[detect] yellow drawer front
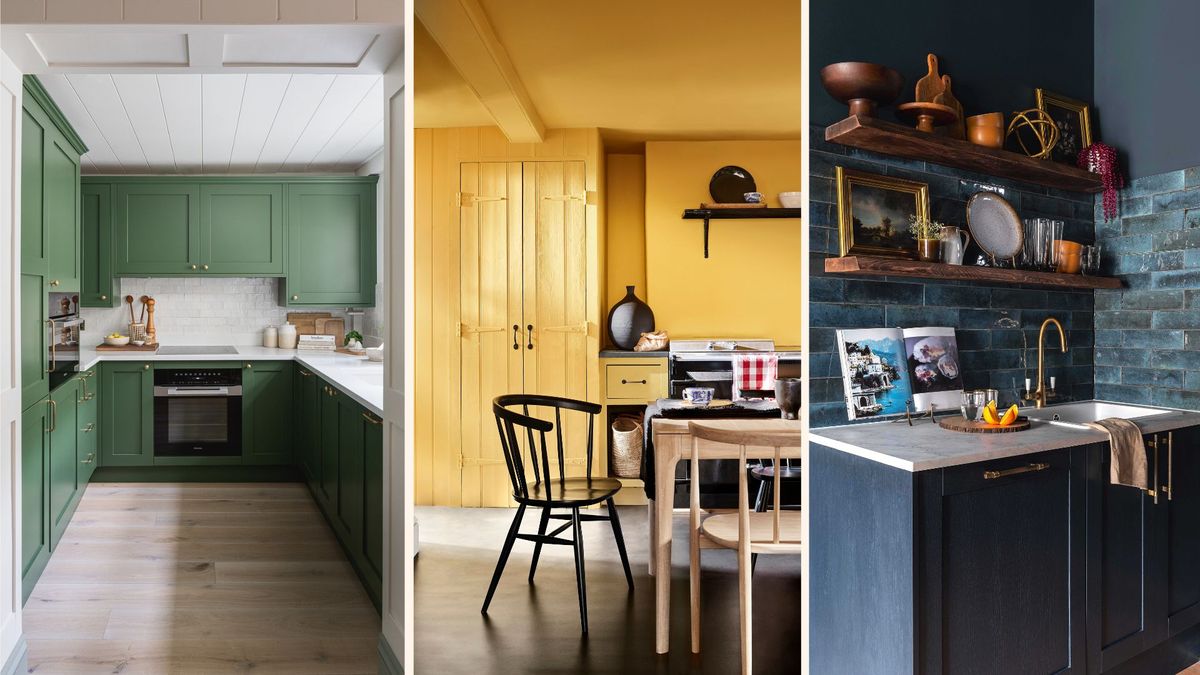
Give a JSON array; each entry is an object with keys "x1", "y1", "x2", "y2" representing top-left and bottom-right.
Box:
[{"x1": 605, "y1": 364, "x2": 664, "y2": 401}]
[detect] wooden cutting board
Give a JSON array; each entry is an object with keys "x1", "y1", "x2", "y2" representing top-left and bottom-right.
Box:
[
  {"x1": 95, "y1": 343, "x2": 159, "y2": 352},
  {"x1": 287, "y1": 312, "x2": 332, "y2": 336},
  {"x1": 939, "y1": 416, "x2": 1031, "y2": 433},
  {"x1": 316, "y1": 317, "x2": 345, "y2": 341}
]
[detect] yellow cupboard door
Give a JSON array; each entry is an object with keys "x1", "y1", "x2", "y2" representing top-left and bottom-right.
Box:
[
  {"x1": 522, "y1": 161, "x2": 591, "y2": 479},
  {"x1": 459, "y1": 162, "x2": 524, "y2": 507}
]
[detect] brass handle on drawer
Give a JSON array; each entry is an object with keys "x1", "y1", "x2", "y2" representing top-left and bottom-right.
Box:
[
  {"x1": 1148, "y1": 434, "x2": 1160, "y2": 504},
  {"x1": 202, "y1": 264, "x2": 209, "y2": 270},
  {"x1": 81, "y1": 453, "x2": 95, "y2": 465},
  {"x1": 190, "y1": 265, "x2": 198, "y2": 270},
  {"x1": 47, "y1": 399, "x2": 56, "y2": 433},
  {"x1": 362, "y1": 412, "x2": 381, "y2": 425},
  {"x1": 100, "y1": 294, "x2": 108, "y2": 301},
  {"x1": 292, "y1": 295, "x2": 299, "y2": 301},
  {"x1": 245, "y1": 363, "x2": 252, "y2": 369},
  {"x1": 621, "y1": 379, "x2": 648, "y2": 385},
  {"x1": 983, "y1": 462, "x2": 1050, "y2": 480},
  {"x1": 299, "y1": 370, "x2": 311, "y2": 377},
  {"x1": 48, "y1": 279, "x2": 60, "y2": 287},
  {"x1": 144, "y1": 364, "x2": 151, "y2": 370},
  {"x1": 1166, "y1": 431, "x2": 1174, "y2": 501},
  {"x1": 81, "y1": 423, "x2": 95, "y2": 433}
]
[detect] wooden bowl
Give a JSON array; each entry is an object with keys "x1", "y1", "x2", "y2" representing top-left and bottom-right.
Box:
[{"x1": 820, "y1": 62, "x2": 904, "y2": 118}]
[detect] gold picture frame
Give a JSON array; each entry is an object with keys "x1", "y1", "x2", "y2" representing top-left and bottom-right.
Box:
[
  {"x1": 836, "y1": 167, "x2": 930, "y2": 258},
  {"x1": 1035, "y1": 88, "x2": 1093, "y2": 164}
]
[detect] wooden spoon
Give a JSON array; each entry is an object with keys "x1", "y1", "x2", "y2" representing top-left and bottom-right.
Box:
[
  {"x1": 125, "y1": 295, "x2": 135, "y2": 324},
  {"x1": 139, "y1": 295, "x2": 149, "y2": 323}
]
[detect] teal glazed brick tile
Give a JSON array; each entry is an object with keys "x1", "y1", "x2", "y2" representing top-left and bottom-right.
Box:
[
  {"x1": 1150, "y1": 311, "x2": 1200, "y2": 330},
  {"x1": 843, "y1": 279, "x2": 924, "y2": 304},
  {"x1": 884, "y1": 305, "x2": 959, "y2": 327},
  {"x1": 1119, "y1": 289, "x2": 1184, "y2": 311},
  {"x1": 1106, "y1": 234, "x2": 1154, "y2": 255},
  {"x1": 1122, "y1": 368, "x2": 1183, "y2": 388},
  {"x1": 1095, "y1": 348, "x2": 1152, "y2": 367},
  {"x1": 957, "y1": 329, "x2": 991, "y2": 351},
  {"x1": 1095, "y1": 291, "x2": 1122, "y2": 311},
  {"x1": 810, "y1": 302, "x2": 885, "y2": 328},
  {"x1": 1122, "y1": 210, "x2": 1186, "y2": 234},
  {"x1": 1154, "y1": 188, "x2": 1200, "y2": 213},
  {"x1": 809, "y1": 177, "x2": 834, "y2": 204},
  {"x1": 1069, "y1": 329, "x2": 1095, "y2": 348},
  {"x1": 1095, "y1": 311, "x2": 1153, "y2": 329},
  {"x1": 1119, "y1": 195, "x2": 1154, "y2": 219},
  {"x1": 990, "y1": 288, "x2": 1047, "y2": 309},
  {"x1": 810, "y1": 328, "x2": 837, "y2": 353},
  {"x1": 1152, "y1": 350, "x2": 1200, "y2": 370},
  {"x1": 809, "y1": 276, "x2": 845, "y2": 303},
  {"x1": 1096, "y1": 384, "x2": 1154, "y2": 405},
  {"x1": 1126, "y1": 170, "x2": 1185, "y2": 197},
  {"x1": 1096, "y1": 217, "x2": 1123, "y2": 239},
  {"x1": 1019, "y1": 193, "x2": 1077, "y2": 219},
  {"x1": 1095, "y1": 365, "x2": 1121, "y2": 384},
  {"x1": 1094, "y1": 329, "x2": 1123, "y2": 346},
  {"x1": 1125, "y1": 329, "x2": 1184, "y2": 349},
  {"x1": 1188, "y1": 331, "x2": 1200, "y2": 350},
  {"x1": 1046, "y1": 291, "x2": 1093, "y2": 311},
  {"x1": 924, "y1": 284, "x2": 990, "y2": 307},
  {"x1": 1153, "y1": 270, "x2": 1200, "y2": 289},
  {"x1": 958, "y1": 308, "x2": 1021, "y2": 329},
  {"x1": 1187, "y1": 209, "x2": 1200, "y2": 229},
  {"x1": 1187, "y1": 167, "x2": 1200, "y2": 188},
  {"x1": 1187, "y1": 371, "x2": 1200, "y2": 390}
]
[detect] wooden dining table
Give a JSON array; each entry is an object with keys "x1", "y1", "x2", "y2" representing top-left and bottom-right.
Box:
[{"x1": 647, "y1": 417, "x2": 803, "y2": 654}]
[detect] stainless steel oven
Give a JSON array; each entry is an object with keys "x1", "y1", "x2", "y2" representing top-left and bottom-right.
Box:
[
  {"x1": 153, "y1": 368, "x2": 242, "y2": 457},
  {"x1": 47, "y1": 292, "x2": 81, "y2": 390}
]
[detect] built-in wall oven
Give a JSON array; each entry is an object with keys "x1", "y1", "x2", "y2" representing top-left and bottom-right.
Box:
[
  {"x1": 153, "y1": 368, "x2": 243, "y2": 457},
  {"x1": 47, "y1": 292, "x2": 81, "y2": 390}
]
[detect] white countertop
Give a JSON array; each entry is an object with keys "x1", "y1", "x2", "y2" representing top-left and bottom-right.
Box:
[
  {"x1": 79, "y1": 346, "x2": 384, "y2": 417},
  {"x1": 810, "y1": 404, "x2": 1200, "y2": 472}
]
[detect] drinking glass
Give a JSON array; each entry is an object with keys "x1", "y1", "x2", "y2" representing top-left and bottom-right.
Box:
[
  {"x1": 1045, "y1": 220, "x2": 1064, "y2": 272},
  {"x1": 1025, "y1": 218, "x2": 1048, "y2": 271},
  {"x1": 962, "y1": 390, "x2": 988, "y2": 421},
  {"x1": 1081, "y1": 244, "x2": 1102, "y2": 275}
]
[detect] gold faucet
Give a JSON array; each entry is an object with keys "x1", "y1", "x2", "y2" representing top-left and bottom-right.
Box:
[{"x1": 1027, "y1": 317, "x2": 1067, "y2": 408}]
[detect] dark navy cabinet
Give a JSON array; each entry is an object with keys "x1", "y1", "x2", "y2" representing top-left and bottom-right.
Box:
[{"x1": 1164, "y1": 426, "x2": 1200, "y2": 639}]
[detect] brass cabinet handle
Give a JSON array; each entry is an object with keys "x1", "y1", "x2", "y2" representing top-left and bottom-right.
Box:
[
  {"x1": 202, "y1": 264, "x2": 209, "y2": 270},
  {"x1": 144, "y1": 364, "x2": 151, "y2": 370},
  {"x1": 47, "y1": 399, "x2": 56, "y2": 433},
  {"x1": 190, "y1": 264, "x2": 198, "y2": 270},
  {"x1": 48, "y1": 279, "x2": 60, "y2": 287},
  {"x1": 245, "y1": 363, "x2": 253, "y2": 369},
  {"x1": 292, "y1": 295, "x2": 299, "y2": 301},
  {"x1": 100, "y1": 294, "x2": 108, "y2": 301},
  {"x1": 526, "y1": 324, "x2": 534, "y2": 350},
  {"x1": 1147, "y1": 434, "x2": 1161, "y2": 503},
  {"x1": 299, "y1": 370, "x2": 311, "y2": 377},
  {"x1": 81, "y1": 423, "x2": 95, "y2": 433},
  {"x1": 983, "y1": 462, "x2": 1050, "y2": 480},
  {"x1": 46, "y1": 319, "x2": 56, "y2": 373},
  {"x1": 362, "y1": 412, "x2": 381, "y2": 425},
  {"x1": 1166, "y1": 432, "x2": 1174, "y2": 501},
  {"x1": 621, "y1": 379, "x2": 648, "y2": 385},
  {"x1": 79, "y1": 375, "x2": 90, "y2": 402},
  {"x1": 81, "y1": 453, "x2": 95, "y2": 465}
]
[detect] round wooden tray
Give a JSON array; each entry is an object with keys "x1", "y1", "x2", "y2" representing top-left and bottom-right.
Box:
[{"x1": 938, "y1": 415, "x2": 1031, "y2": 433}]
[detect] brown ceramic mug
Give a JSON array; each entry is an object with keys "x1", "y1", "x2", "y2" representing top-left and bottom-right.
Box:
[
  {"x1": 1055, "y1": 240, "x2": 1082, "y2": 273},
  {"x1": 966, "y1": 112, "x2": 1005, "y2": 148}
]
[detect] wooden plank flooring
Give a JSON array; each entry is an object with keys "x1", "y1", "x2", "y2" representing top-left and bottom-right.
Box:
[{"x1": 25, "y1": 482, "x2": 380, "y2": 674}]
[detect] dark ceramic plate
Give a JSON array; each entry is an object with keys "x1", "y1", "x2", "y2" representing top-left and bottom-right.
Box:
[{"x1": 708, "y1": 165, "x2": 757, "y2": 203}]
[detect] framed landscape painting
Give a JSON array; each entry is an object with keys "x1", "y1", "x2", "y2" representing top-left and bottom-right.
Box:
[{"x1": 836, "y1": 167, "x2": 930, "y2": 258}]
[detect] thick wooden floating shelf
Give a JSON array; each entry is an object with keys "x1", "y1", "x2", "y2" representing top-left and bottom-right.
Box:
[
  {"x1": 682, "y1": 207, "x2": 803, "y2": 258},
  {"x1": 825, "y1": 255, "x2": 1122, "y2": 290},
  {"x1": 825, "y1": 115, "x2": 1104, "y2": 193}
]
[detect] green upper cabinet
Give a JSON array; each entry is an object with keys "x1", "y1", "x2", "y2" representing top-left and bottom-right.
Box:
[
  {"x1": 114, "y1": 183, "x2": 201, "y2": 275},
  {"x1": 201, "y1": 183, "x2": 284, "y2": 275},
  {"x1": 20, "y1": 274, "x2": 49, "y2": 408},
  {"x1": 44, "y1": 138, "x2": 81, "y2": 291},
  {"x1": 285, "y1": 181, "x2": 377, "y2": 306},
  {"x1": 21, "y1": 107, "x2": 46, "y2": 272},
  {"x1": 242, "y1": 360, "x2": 293, "y2": 465},
  {"x1": 80, "y1": 183, "x2": 115, "y2": 307}
]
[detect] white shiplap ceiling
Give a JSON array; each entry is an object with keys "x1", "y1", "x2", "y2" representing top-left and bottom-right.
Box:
[{"x1": 39, "y1": 74, "x2": 384, "y2": 174}]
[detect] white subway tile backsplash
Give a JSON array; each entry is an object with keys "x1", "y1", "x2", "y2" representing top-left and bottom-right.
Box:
[{"x1": 80, "y1": 277, "x2": 382, "y2": 347}]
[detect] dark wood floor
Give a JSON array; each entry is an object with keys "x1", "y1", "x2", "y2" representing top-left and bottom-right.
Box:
[{"x1": 415, "y1": 504, "x2": 802, "y2": 674}]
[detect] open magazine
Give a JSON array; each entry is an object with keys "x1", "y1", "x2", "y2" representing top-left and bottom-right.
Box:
[{"x1": 836, "y1": 326, "x2": 964, "y2": 420}]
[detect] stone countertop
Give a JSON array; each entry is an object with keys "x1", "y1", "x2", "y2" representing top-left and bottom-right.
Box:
[
  {"x1": 810, "y1": 404, "x2": 1200, "y2": 472},
  {"x1": 599, "y1": 350, "x2": 668, "y2": 358},
  {"x1": 78, "y1": 346, "x2": 384, "y2": 417}
]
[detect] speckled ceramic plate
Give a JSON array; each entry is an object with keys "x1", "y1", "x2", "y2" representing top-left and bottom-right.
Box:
[{"x1": 966, "y1": 192, "x2": 1023, "y2": 261}]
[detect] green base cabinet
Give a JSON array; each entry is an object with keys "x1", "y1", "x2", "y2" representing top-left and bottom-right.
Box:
[
  {"x1": 284, "y1": 181, "x2": 377, "y2": 306},
  {"x1": 242, "y1": 361, "x2": 293, "y2": 465},
  {"x1": 319, "y1": 382, "x2": 341, "y2": 510},
  {"x1": 100, "y1": 362, "x2": 154, "y2": 467},
  {"x1": 80, "y1": 183, "x2": 115, "y2": 307},
  {"x1": 296, "y1": 366, "x2": 322, "y2": 492},
  {"x1": 77, "y1": 369, "x2": 99, "y2": 483},
  {"x1": 21, "y1": 398, "x2": 51, "y2": 603},
  {"x1": 361, "y1": 407, "x2": 385, "y2": 602},
  {"x1": 49, "y1": 378, "x2": 81, "y2": 548}
]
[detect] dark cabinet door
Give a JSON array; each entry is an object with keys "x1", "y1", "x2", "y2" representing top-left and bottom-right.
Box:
[
  {"x1": 21, "y1": 398, "x2": 51, "y2": 603},
  {"x1": 336, "y1": 395, "x2": 365, "y2": 548},
  {"x1": 43, "y1": 136, "x2": 80, "y2": 291},
  {"x1": 80, "y1": 182, "x2": 115, "y2": 307},
  {"x1": 362, "y1": 410, "x2": 384, "y2": 601},
  {"x1": 285, "y1": 182, "x2": 376, "y2": 306},
  {"x1": 919, "y1": 448, "x2": 1087, "y2": 675},
  {"x1": 20, "y1": 274, "x2": 49, "y2": 408},
  {"x1": 100, "y1": 362, "x2": 154, "y2": 466},
  {"x1": 48, "y1": 378, "x2": 80, "y2": 547},
  {"x1": 296, "y1": 367, "x2": 321, "y2": 491},
  {"x1": 200, "y1": 183, "x2": 284, "y2": 275},
  {"x1": 114, "y1": 183, "x2": 200, "y2": 275},
  {"x1": 319, "y1": 381, "x2": 340, "y2": 509},
  {"x1": 1164, "y1": 426, "x2": 1200, "y2": 636},
  {"x1": 242, "y1": 361, "x2": 292, "y2": 465}
]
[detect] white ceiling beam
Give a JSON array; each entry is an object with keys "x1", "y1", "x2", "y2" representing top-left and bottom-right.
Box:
[{"x1": 415, "y1": 0, "x2": 544, "y2": 143}]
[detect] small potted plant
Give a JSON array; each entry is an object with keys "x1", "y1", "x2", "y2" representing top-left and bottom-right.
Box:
[{"x1": 908, "y1": 214, "x2": 945, "y2": 262}]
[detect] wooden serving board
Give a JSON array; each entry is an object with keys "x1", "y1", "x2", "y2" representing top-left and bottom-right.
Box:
[
  {"x1": 95, "y1": 343, "x2": 159, "y2": 352},
  {"x1": 316, "y1": 317, "x2": 345, "y2": 340},
  {"x1": 334, "y1": 347, "x2": 367, "y2": 357},
  {"x1": 939, "y1": 416, "x2": 1031, "y2": 433},
  {"x1": 700, "y1": 202, "x2": 768, "y2": 209},
  {"x1": 287, "y1": 312, "x2": 332, "y2": 337}
]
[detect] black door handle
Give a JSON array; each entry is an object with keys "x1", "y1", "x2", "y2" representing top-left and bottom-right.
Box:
[
  {"x1": 527, "y1": 325, "x2": 534, "y2": 350},
  {"x1": 621, "y1": 379, "x2": 648, "y2": 385},
  {"x1": 512, "y1": 325, "x2": 519, "y2": 350}
]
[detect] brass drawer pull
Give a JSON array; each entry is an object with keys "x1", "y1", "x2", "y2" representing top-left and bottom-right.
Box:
[
  {"x1": 299, "y1": 370, "x2": 311, "y2": 377},
  {"x1": 81, "y1": 423, "x2": 95, "y2": 433},
  {"x1": 81, "y1": 453, "x2": 95, "y2": 465},
  {"x1": 621, "y1": 379, "x2": 648, "y2": 385},
  {"x1": 362, "y1": 412, "x2": 382, "y2": 425},
  {"x1": 983, "y1": 462, "x2": 1050, "y2": 480}
]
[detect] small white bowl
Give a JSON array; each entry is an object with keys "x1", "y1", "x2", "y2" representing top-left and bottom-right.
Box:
[
  {"x1": 778, "y1": 191, "x2": 803, "y2": 209},
  {"x1": 105, "y1": 336, "x2": 130, "y2": 346},
  {"x1": 131, "y1": 340, "x2": 146, "y2": 347},
  {"x1": 365, "y1": 346, "x2": 384, "y2": 362}
]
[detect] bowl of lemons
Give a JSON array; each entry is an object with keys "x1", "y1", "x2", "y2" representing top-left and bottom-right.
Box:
[{"x1": 104, "y1": 333, "x2": 130, "y2": 347}]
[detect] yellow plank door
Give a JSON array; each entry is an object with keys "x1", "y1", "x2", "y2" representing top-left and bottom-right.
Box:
[
  {"x1": 459, "y1": 162, "x2": 524, "y2": 507},
  {"x1": 522, "y1": 161, "x2": 592, "y2": 481}
]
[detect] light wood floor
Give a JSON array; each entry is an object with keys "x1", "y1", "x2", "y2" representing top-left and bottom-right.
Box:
[{"x1": 24, "y1": 483, "x2": 380, "y2": 674}]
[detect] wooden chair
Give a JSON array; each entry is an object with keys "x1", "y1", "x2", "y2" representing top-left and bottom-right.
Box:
[
  {"x1": 482, "y1": 394, "x2": 634, "y2": 634},
  {"x1": 688, "y1": 422, "x2": 803, "y2": 674}
]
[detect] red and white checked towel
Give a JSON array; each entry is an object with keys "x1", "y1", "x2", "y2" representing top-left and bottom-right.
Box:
[{"x1": 733, "y1": 354, "x2": 779, "y2": 400}]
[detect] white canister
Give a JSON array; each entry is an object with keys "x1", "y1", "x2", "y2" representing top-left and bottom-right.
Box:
[
  {"x1": 263, "y1": 325, "x2": 278, "y2": 348},
  {"x1": 278, "y1": 322, "x2": 298, "y2": 349}
]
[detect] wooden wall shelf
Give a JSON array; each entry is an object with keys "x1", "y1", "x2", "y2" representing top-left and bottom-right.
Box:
[
  {"x1": 681, "y1": 207, "x2": 803, "y2": 258},
  {"x1": 825, "y1": 115, "x2": 1104, "y2": 193},
  {"x1": 825, "y1": 255, "x2": 1122, "y2": 290}
]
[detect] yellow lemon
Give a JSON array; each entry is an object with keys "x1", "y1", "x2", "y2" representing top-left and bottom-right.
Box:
[{"x1": 999, "y1": 404, "x2": 1019, "y2": 426}]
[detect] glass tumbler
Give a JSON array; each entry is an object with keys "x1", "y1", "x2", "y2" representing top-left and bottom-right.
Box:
[
  {"x1": 1045, "y1": 220, "x2": 1065, "y2": 272},
  {"x1": 962, "y1": 389, "x2": 988, "y2": 421},
  {"x1": 1081, "y1": 244, "x2": 1102, "y2": 275}
]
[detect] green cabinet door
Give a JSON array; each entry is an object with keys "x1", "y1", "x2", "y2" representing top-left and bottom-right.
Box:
[
  {"x1": 100, "y1": 362, "x2": 154, "y2": 466},
  {"x1": 362, "y1": 409, "x2": 384, "y2": 601},
  {"x1": 20, "y1": 274, "x2": 49, "y2": 408},
  {"x1": 285, "y1": 182, "x2": 376, "y2": 306},
  {"x1": 243, "y1": 361, "x2": 293, "y2": 465},
  {"x1": 201, "y1": 183, "x2": 284, "y2": 275},
  {"x1": 114, "y1": 183, "x2": 200, "y2": 275},
  {"x1": 44, "y1": 136, "x2": 80, "y2": 291},
  {"x1": 49, "y1": 378, "x2": 80, "y2": 547},
  {"x1": 296, "y1": 366, "x2": 321, "y2": 491},
  {"x1": 81, "y1": 182, "x2": 116, "y2": 307},
  {"x1": 319, "y1": 382, "x2": 340, "y2": 509},
  {"x1": 335, "y1": 395, "x2": 366, "y2": 547},
  {"x1": 21, "y1": 398, "x2": 51, "y2": 603},
  {"x1": 20, "y1": 107, "x2": 46, "y2": 272},
  {"x1": 77, "y1": 368, "x2": 99, "y2": 483}
]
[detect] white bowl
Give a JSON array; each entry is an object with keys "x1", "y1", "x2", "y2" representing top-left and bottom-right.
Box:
[
  {"x1": 365, "y1": 346, "x2": 384, "y2": 362},
  {"x1": 104, "y1": 336, "x2": 130, "y2": 346},
  {"x1": 778, "y1": 191, "x2": 803, "y2": 209}
]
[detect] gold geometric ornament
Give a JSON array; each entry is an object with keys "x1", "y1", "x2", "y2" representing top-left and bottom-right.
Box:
[{"x1": 1006, "y1": 108, "x2": 1059, "y2": 159}]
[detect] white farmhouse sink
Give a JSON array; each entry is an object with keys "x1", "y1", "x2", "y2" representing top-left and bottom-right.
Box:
[{"x1": 1025, "y1": 401, "x2": 1171, "y2": 428}]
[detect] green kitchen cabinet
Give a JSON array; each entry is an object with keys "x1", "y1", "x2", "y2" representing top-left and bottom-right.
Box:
[
  {"x1": 21, "y1": 106, "x2": 46, "y2": 272},
  {"x1": 201, "y1": 183, "x2": 284, "y2": 275},
  {"x1": 80, "y1": 182, "x2": 116, "y2": 307},
  {"x1": 319, "y1": 381, "x2": 341, "y2": 510},
  {"x1": 361, "y1": 407, "x2": 384, "y2": 602},
  {"x1": 242, "y1": 361, "x2": 293, "y2": 465},
  {"x1": 48, "y1": 378, "x2": 80, "y2": 547},
  {"x1": 100, "y1": 362, "x2": 154, "y2": 466},
  {"x1": 114, "y1": 183, "x2": 201, "y2": 275},
  {"x1": 296, "y1": 366, "x2": 322, "y2": 492},
  {"x1": 44, "y1": 136, "x2": 80, "y2": 291},
  {"x1": 335, "y1": 394, "x2": 366, "y2": 547},
  {"x1": 77, "y1": 368, "x2": 99, "y2": 483},
  {"x1": 284, "y1": 181, "x2": 377, "y2": 306},
  {"x1": 21, "y1": 398, "x2": 51, "y2": 603},
  {"x1": 20, "y1": 274, "x2": 49, "y2": 408}
]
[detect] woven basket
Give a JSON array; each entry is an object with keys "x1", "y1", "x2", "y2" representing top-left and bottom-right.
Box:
[
  {"x1": 129, "y1": 322, "x2": 147, "y2": 342},
  {"x1": 610, "y1": 416, "x2": 644, "y2": 478}
]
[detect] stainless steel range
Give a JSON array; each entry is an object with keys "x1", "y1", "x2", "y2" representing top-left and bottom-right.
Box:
[
  {"x1": 668, "y1": 338, "x2": 802, "y2": 400},
  {"x1": 155, "y1": 345, "x2": 239, "y2": 356}
]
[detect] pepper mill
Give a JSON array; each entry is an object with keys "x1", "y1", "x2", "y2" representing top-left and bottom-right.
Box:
[{"x1": 145, "y1": 298, "x2": 157, "y2": 345}]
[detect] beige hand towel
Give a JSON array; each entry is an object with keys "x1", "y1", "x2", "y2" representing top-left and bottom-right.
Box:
[{"x1": 1086, "y1": 418, "x2": 1147, "y2": 490}]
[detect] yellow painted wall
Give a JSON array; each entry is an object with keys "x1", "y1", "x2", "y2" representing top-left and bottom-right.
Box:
[
  {"x1": 603, "y1": 154, "x2": 646, "y2": 314},
  {"x1": 643, "y1": 140, "x2": 802, "y2": 346}
]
